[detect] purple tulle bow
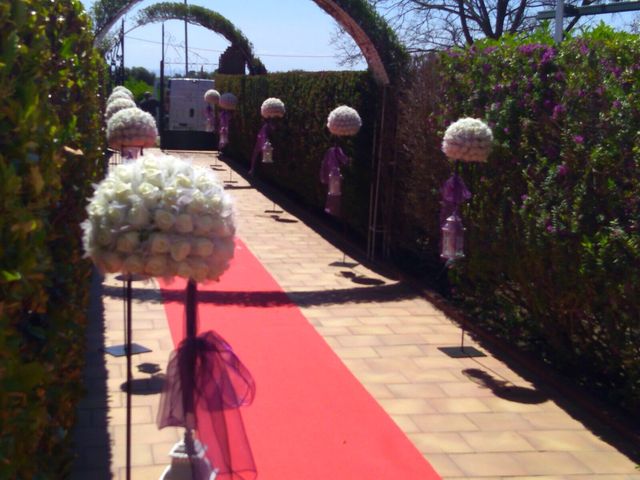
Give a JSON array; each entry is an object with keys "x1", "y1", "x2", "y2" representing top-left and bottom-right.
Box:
[
  {"x1": 440, "y1": 173, "x2": 471, "y2": 226},
  {"x1": 205, "y1": 105, "x2": 217, "y2": 132},
  {"x1": 219, "y1": 110, "x2": 231, "y2": 131},
  {"x1": 320, "y1": 146, "x2": 349, "y2": 217},
  {"x1": 158, "y1": 330, "x2": 256, "y2": 480},
  {"x1": 250, "y1": 122, "x2": 273, "y2": 167}
]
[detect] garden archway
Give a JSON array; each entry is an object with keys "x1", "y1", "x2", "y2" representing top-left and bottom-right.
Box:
[
  {"x1": 91, "y1": 0, "x2": 407, "y2": 85},
  {"x1": 133, "y1": 3, "x2": 266, "y2": 75}
]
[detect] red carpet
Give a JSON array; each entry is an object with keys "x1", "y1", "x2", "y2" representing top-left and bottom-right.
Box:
[{"x1": 159, "y1": 239, "x2": 441, "y2": 480}]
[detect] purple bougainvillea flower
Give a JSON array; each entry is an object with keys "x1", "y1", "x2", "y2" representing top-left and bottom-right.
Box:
[{"x1": 573, "y1": 135, "x2": 584, "y2": 144}]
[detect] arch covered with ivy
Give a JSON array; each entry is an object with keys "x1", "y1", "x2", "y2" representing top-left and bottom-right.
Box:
[
  {"x1": 132, "y1": 3, "x2": 266, "y2": 75},
  {"x1": 91, "y1": 0, "x2": 407, "y2": 84}
]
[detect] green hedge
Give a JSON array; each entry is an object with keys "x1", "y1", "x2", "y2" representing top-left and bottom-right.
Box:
[
  {"x1": 393, "y1": 25, "x2": 640, "y2": 414},
  {"x1": 214, "y1": 71, "x2": 379, "y2": 237},
  {"x1": 0, "y1": 1, "x2": 105, "y2": 477}
]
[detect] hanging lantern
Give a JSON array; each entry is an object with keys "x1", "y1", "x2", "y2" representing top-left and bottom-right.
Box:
[
  {"x1": 328, "y1": 170, "x2": 342, "y2": 196},
  {"x1": 261, "y1": 140, "x2": 273, "y2": 163},
  {"x1": 441, "y1": 213, "x2": 465, "y2": 260}
]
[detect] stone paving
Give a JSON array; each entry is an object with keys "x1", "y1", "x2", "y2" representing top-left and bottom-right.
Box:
[{"x1": 71, "y1": 149, "x2": 640, "y2": 479}]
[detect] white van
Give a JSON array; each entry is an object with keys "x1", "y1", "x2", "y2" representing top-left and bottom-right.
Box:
[{"x1": 166, "y1": 78, "x2": 215, "y2": 131}]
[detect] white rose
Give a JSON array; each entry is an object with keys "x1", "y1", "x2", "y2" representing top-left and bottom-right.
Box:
[
  {"x1": 194, "y1": 215, "x2": 214, "y2": 235},
  {"x1": 195, "y1": 173, "x2": 216, "y2": 192},
  {"x1": 137, "y1": 182, "x2": 160, "y2": 207},
  {"x1": 175, "y1": 261, "x2": 193, "y2": 278},
  {"x1": 127, "y1": 202, "x2": 150, "y2": 228},
  {"x1": 96, "y1": 226, "x2": 115, "y2": 246},
  {"x1": 100, "y1": 251, "x2": 123, "y2": 273},
  {"x1": 114, "y1": 182, "x2": 133, "y2": 202},
  {"x1": 88, "y1": 201, "x2": 107, "y2": 218},
  {"x1": 175, "y1": 173, "x2": 193, "y2": 189},
  {"x1": 187, "y1": 190, "x2": 207, "y2": 214},
  {"x1": 149, "y1": 233, "x2": 171, "y2": 254},
  {"x1": 114, "y1": 164, "x2": 133, "y2": 182},
  {"x1": 204, "y1": 194, "x2": 222, "y2": 213},
  {"x1": 123, "y1": 254, "x2": 145, "y2": 274},
  {"x1": 107, "y1": 204, "x2": 127, "y2": 225},
  {"x1": 189, "y1": 258, "x2": 209, "y2": 282},
  {"x1": 163, "y1": 186, "x2": 179, "y2": 204},
  {"x1": 212, "y1": 217, "x2": 235, "y2": 238},
  {"x1": 145, "y1": 168, "x2": 164, "y2": 188},
  {"x1": 175, "y1": 213, "x2": 194, "y2": 233},
  {"x1": 116, "y1": 231, "x2": 139, "y2": 254},
  {"x1": 193, "y1": 238, "x2": 214, "y2": 257},
  {"x1": 154, "y1": 209, "x2": 176, "y2": 231},
  {"x1": 170, "y1": 239, "x2": 191, "y2": 261},
  {"x1": 145, "y1": 254, "x2": 168, "y2": 277}
]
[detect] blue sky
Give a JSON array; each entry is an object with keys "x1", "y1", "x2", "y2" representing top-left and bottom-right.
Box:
[
  {"x1": 80, "y1": 0, "x2": 638, "y2": 76},
  {"x1": 81, "y1": 0, "x2": 367, "y2": 75}
]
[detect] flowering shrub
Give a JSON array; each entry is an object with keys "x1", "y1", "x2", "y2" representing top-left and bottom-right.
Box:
[
  {"x1": 106, "y1": 107, "x2": 158, "y2": 149},
  {"x1": 82, "y1": 152, "x2": 235, "y2": 282},
  {"x1": 327, "y1": 105, "x2": 362, "y2": 136},
  {"x1": 260, "y1": 97, "x2": 286, "y2": 119},
  {"x1": 442, "y1": 117, "x2": 493, "y2": 162},
  {"x1": 219, "y1": 92, "x2": 238, "y2": 110},
  {"x1": 104, "y1": 97, "x2": 136, "y2": 121},
  {"x1": 393, "y1": 25, "x2": 640, "y2": 414},
  {"x1": 204, "y1": 89, "x2": 220, "y2": 105}
]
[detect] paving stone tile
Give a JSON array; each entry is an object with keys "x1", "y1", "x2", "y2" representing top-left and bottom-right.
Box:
[
  {"x1": 450, "y1": 452, "x2": 529, "y2": 476},
  {"x1": 413, "y1": 413, "x2": 479, "y2": 433}
]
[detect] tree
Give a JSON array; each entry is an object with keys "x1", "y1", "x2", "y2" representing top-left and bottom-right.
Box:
[
  {"x1": 366, "y1": 0, "x2": 553, "y2": 50},
  {"x1": 125, "y1": 66, "x2": 156, "y2": 85}
]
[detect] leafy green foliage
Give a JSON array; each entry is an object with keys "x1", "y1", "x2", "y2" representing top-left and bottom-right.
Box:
[
  {"x1": 395, "y1": 24, "x2": 640, "y2": 414},
  {"x1": 0, "y1": 0, "x2": 105, "y2": 477},
  {"x1": 215, "y1": 71, "x2": 378, "y2": 237}
]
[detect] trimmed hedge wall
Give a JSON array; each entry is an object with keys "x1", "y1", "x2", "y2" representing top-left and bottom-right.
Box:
[
  {"x1": 392, "y1": 26, "x2": 640, "y2": 414},
  {"x1": 214, "y1": 71, "x2": 379, "y2": 237},
  {"x1": 0, "y1": 1, "x2": 105, "y2": 477}
]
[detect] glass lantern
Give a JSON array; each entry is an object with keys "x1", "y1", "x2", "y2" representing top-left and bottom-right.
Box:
[
  {"x1": 262, "y1": 140, "x2": 273, "y2": 163},
  {"x1": 328, "y1": 171, "x2": 342, "y2": 196},
  {"x1": 441, "y1": 213, "x2": 465, "y2": 260}
]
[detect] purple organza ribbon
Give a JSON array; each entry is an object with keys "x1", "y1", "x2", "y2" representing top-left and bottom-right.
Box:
[
  {"x1": 219, "y1": 110, "x2": 231, "y2": 131},
  {"x1": 320, "y1": 146, "x2": 349, "y2": 217},
  {"x1": 440, "y1": 173, "x2": 471, "y2": 226},
  {"x1": 158, "y1": 330, "x2": 256, "y2": 480},
  {"x1": 320, "y1": 146, "x2": 349, "y2": 184},
  {"x1": 250, "y1": 122, "x2": 273, "y2": 166},
  {"x1": 205, "y1": 105, "x2": 217, "y2": 132}
]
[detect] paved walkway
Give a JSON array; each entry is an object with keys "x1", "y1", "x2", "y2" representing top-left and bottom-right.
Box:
[{"x1": 71, "y1": 150, "x2": 640, "y2": 479}]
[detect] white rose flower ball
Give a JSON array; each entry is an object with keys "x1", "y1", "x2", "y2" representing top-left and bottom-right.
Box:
[
  {"x1": 327, "y1": 106, "x2": 362, "y2": 137},
  {"x1": 107, "y1": 107, "x2": 158, "y2": 150},
  {"x1": 111, "y1": 86, "x2": 134, "y2": 100},
  {"x1": 204, "y1": 89, "x2": 220, "y2": 105},
  {"x1": 219, "y1": 92, "x2": 238, "y2": 111},
  {"x1": 442, "y1": 117, "x2": 493, "y2": 163},
  {"x1": 261, "y1": 97, "x2": 286, "y2": 119},
  {"x1": 81, "y1": 151, "x2": 236, "y2": 281},
  {"x1": 105, "y1": 98, "x2": 136, "y2": 122},
  {"x1": 107, "y1": 89, "x2": 134, "y2": 104}
]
